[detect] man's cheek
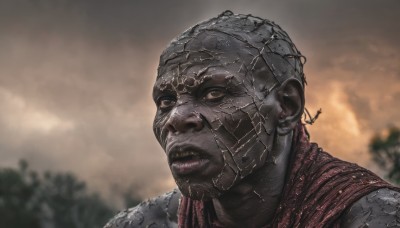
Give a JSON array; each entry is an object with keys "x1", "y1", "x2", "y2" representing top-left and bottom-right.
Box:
[
  {"x1": 214, "y1": 106, "x2": 273, "y2": 173},
  {"x1": 211, "y1": 141, "x2": 240, "y2": 191}
]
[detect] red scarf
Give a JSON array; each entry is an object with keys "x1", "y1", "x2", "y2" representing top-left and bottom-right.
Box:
[{"x1": 178, "y1": 123, "x2": 398, "y2": 227}]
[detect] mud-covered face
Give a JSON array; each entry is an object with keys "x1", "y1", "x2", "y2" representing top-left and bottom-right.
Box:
[{"x1": 153, "y1": 32, "x2": 281, "y2": 200}]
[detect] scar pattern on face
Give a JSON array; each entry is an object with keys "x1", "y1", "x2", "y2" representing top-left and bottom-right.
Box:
[
  {"x1": 154, "y1": 61, "x2": 277, "y2": 197},
  {"x1": 153, "y1": 11, "x2": 306, "y2": 198}
]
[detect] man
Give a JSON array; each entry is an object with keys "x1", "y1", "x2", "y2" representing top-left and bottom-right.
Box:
[{"x1": 105, "y1": 11, "x2": 400, "y2": 227}]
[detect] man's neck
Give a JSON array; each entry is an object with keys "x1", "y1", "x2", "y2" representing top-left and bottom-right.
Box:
[{"x1": 212, "y1": 131, "x2": 293, "y2": 227}]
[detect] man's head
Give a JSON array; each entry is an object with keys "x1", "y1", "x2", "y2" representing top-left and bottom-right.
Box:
[{"x1": 152, "y1": 11, "x2": 305, "y2": 200}]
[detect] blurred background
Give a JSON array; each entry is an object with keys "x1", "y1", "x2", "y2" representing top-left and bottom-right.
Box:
[{"x1": 0, "y1": 0, "x2": 399, "y2": 227}]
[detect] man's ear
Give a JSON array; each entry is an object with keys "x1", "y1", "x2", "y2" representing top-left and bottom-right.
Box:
[{"x1": 276, "y1": 79, "x2": 304, "y2": 135}]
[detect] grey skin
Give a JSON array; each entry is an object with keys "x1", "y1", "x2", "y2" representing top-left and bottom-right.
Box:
[
  {"x1": 105, "y1": 12, "x2": 400, "y2": 227},
  {"x1": 104, "y1": 189, "x2": 181, "y2": 228}
]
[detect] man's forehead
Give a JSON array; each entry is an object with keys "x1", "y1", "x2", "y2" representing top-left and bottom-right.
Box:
[
  {"x1": 159, "y1": 31, "x2": 257, "y2": 70},
  {"x1": 156, "y1": 37, "x2": 250, "y2": 84},
  {"x1": 154, "y1": 29, "x2": 295, "y2": 95},
  {"x1": 160, "y1": 59, "x2": 240, "y2": 78}
]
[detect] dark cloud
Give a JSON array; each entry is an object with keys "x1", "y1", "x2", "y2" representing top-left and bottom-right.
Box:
[{"x1": 0, "y1": 0, "x2": 399, "y2": 205}]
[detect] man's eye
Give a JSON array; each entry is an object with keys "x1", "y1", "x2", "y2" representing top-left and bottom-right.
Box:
[
  {"x1": 204, "y1": 89, "x2": 226, "y2": 101},
  {"x1": 158, "y1": 97, "x2": 176, "y2": 110}
]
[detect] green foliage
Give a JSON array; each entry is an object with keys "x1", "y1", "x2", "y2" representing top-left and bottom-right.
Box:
[
  {"x1": 0, "y1": 160, "x2": 117, "y2": 228},
  {"x1": 369, "y1": 127, "x2": 400, "y2": 184}
]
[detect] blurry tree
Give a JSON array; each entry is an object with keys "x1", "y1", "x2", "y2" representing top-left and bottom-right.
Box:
[
  {"x1": 0, "y1": 160, "x2": 117, "y2": 228},
  {"x1": 369, "y1": 127, "x2": 400, "y2": 184},
  {"x1": 0, "y1": 160, "x2": 41, "y2": 228}
]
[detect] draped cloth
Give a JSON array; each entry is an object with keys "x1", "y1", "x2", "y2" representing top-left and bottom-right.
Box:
[{"x1": 178, "y1": 123, "x2": 398, "y2": 227}]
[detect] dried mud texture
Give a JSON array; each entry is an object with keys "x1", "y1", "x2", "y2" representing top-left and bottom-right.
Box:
[
  {"x1": 341, "y1": 188, "x2": 400, "y2": 227},
  {"x1": 104, "y1": 189, "x2": 180, "y2": 228},
  {"x1": 153, "y1": 11, "x2": 306, "y2": 199}
]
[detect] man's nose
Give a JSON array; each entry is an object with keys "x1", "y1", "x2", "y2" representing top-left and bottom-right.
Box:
[{"x1": 165, "y1": 107, "x2": 204, "y2": 134}]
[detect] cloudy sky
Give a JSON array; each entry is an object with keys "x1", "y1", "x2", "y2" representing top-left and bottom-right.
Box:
[{"x1": 1, "y1": 0, "x2": 399, "y2": 206}]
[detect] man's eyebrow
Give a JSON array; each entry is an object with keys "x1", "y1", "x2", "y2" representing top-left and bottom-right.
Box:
[{"x1": 199, "y1": 72, "x2": 235, "y2": 83}]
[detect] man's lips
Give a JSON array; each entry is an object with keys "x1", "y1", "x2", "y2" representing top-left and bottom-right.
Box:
[{"x1": 167, "y1": 144, "x2": 210, "y2": 176}]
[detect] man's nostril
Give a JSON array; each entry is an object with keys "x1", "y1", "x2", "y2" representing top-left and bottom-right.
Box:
[
  {"x1": 166, "y1": 112, "x2": 204, "y2": 133},
  {"x1": 166, "y1": 121, "x2": 178, "y2": 133}
]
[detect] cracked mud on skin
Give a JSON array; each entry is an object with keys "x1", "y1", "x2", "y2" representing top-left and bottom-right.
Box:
[
  {"x1": 153, "y1": 13, "x2": 304, "y2": 200},
  {"x1": 341, "y1": 188, "x2": 400, "y2": 227},
  {"x1": 104, "y1": 189, "x2": 181, "y2": 228}
]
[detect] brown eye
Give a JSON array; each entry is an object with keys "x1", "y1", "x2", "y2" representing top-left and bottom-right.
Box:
[
  {"x1": 204, "y1": 89, "x2": 226, "y2": 101},
  {"x1": 158, "y1": 97, "x2": 176, "y2": 110}
]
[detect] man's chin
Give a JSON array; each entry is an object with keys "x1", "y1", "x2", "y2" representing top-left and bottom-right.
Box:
[{"x1": 176, "y1": 180, "x2": 223, "y2": 200}]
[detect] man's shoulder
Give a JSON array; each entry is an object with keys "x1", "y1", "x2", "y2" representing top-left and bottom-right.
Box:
[
  {"x1": 104, "y1": 189, "x2": 181, "y2": 228},
  {"x1": 341, "y1": 188, "x2": 400, "y2": 227}
]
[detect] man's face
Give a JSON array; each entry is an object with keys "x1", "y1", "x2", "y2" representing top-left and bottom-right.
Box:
[{"x1": 152, "y1": 32, "x2": 281, "y2": 199}]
